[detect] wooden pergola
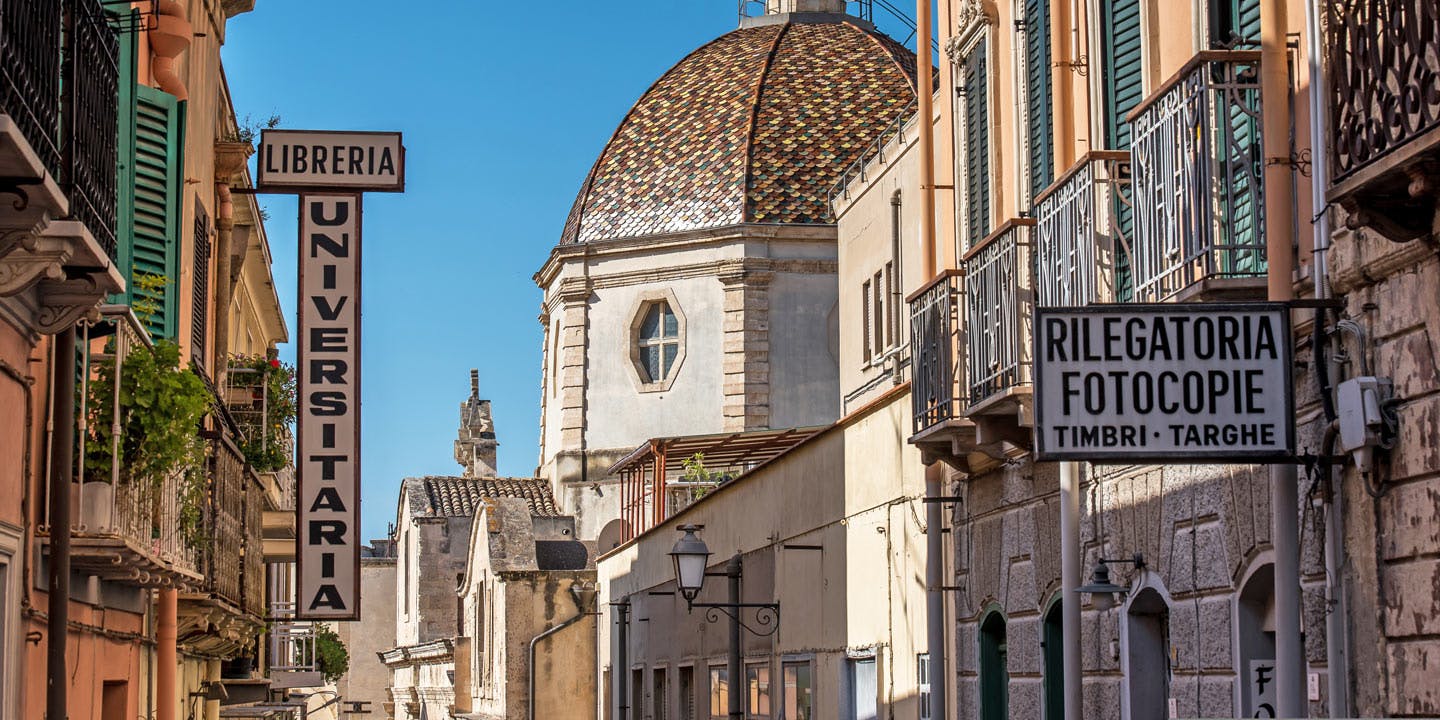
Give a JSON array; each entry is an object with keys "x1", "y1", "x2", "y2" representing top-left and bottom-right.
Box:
[{"x1": 609, "y1": 426, "x2": 824, "y2": 542}]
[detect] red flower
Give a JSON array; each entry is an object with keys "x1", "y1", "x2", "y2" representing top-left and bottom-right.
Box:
[{"x1": 269, "y1": 359, "x2": 281, "y2": 368}]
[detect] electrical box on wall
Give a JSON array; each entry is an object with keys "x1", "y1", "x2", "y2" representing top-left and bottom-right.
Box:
[{"x1": 1336, "y1": 376, "x2": 1393, "y2": 472}]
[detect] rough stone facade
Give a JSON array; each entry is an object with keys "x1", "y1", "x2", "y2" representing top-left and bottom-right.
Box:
[
  {"x1": 949, "y1": 453, "x2": 1343, "y2": 720},
  {"x1": 1324, "y1": 217, "x2": 1440, "y2": 717}
]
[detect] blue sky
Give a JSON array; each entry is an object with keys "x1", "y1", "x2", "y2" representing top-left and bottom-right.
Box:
[{"x1": 221, "y1": 1, "x2": 923, "y2": 542}]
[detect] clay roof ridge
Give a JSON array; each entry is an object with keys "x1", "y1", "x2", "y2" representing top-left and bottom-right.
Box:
[{"x1": 741, "y1": 21, "x2": 793, "y2": 224}]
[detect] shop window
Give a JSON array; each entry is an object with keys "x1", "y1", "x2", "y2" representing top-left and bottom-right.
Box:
[
  {"x1": 747, "y1": 664, "x2": 771, "y2": 719},
  {"x1": 783, "y1": 661, "x2": 812, "y2": 720},
  {"x1": 709, "y1": 665, "x2": 729, "y2": 720}
]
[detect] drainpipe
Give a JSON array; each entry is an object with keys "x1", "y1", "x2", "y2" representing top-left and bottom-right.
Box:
[
  {"x1": 1060, "y1": 462, "x2": 1082, "y2": 719},
  {"x1": 613, "y1": 598, "x2": 630, "y2": 720},
  {"x1": 46, "y1": 327, "x2": 75, "y2": 720},
  {"x1": 158, "y1": 588, "x2": 178, "y2": 720},
  {"x1": 916, "y1": 1, "x2": 949, "y2": 717},
  {"x1": 1303, "y1": 0, "x2": 1350, "y2": 713},
  {"x1": 529, "y1": 585, "x2": 597, "y2": 720},
  {"x1": 213, "y1": 185, "x2": 235, "y2": 383},
  {"x1": 1261, "y1": 0, "x2": 1304, "y2": 715}
]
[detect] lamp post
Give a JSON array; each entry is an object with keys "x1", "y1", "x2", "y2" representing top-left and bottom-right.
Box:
[
  {"x1": 670, "y1": 525, "x2": 780, "y2": 720},
  {"x1": 1075, "y1": 553, "x2": 1146, "y2": 611}
]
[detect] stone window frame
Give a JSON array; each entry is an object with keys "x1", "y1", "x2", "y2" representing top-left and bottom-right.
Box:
[{"x1": 629, "y1": 289, "x2": 687, "y2": 393}]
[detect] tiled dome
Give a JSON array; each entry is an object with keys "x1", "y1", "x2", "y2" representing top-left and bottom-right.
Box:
[{"x1": 560, "y1": 16, "x2": 920, "y2": 244}]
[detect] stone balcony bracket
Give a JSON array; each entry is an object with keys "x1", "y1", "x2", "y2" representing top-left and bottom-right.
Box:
[{"x1": 0, "y1": 219, "x2": 125, "y2": 334}]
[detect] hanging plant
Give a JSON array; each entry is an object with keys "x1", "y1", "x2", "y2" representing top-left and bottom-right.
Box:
[
  {"x1": 229, "y1": 354, "x2": 297, "y2": 473},
  {"x1": 83, "y1": 336, "x2": 211, "y2": 490}
]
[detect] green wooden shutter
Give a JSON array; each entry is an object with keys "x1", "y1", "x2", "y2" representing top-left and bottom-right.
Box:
[
  {"x1": 1102, "y1": 0, "x2": 1142, "y2": 299},
  {"x1": 112, "y1": 10, "x2": 138, "y2": 302},
  {"x1": 130, "y1": 86, "x2": 185, "y2": 340},
  {"x1": 1025, "y1": 0, "x2": 1054, "y2": 201},
  {"x1": 1212, "y1": 0, "x2": 1261, "y2": 47},
  {"x1": 1101, "y1": 0, "x2": 1143, "y2": 150},
  {"x1": 964, "y1": 37, "x2": 991, "y2": 245}
]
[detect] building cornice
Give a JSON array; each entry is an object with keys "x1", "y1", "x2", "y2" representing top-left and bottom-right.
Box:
[{"x1": 534, "y1": 223, "x2": 837, "y2": 290}]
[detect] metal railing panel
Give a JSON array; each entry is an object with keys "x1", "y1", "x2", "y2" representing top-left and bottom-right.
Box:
[
  {"x1": 963, "y1": 222, "x2": 1034, "y2": 406},
  {"x1": 1035, "y1": 152, "x2": 1133, "y2": 307},
  {"x1": 1129, "y1": 52, "x2": 1265, "y2": 302},
  {"x1": 908, "y1": 272, "x2": 963, "y2": 435}
]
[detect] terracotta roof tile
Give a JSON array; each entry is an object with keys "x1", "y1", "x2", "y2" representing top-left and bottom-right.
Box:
[{"x1": 402, "y1": 476, "x2": 561, "y2": 519}]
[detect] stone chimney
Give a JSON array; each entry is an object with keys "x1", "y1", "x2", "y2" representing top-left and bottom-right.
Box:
[
  {"x1": 765, "y1": 0, "x2": 846, "y2": 13},
  {"x1": 455, "y1": 369, "x2": 498, "y2": 478}
]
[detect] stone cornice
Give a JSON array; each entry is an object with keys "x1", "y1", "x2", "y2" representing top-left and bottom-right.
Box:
[
  {"x1": 534, "y1": 223, "x2": 837, "y2": 289},
  {"x1": 540, "y1": 257, "x2": 837, "y2": 314}
]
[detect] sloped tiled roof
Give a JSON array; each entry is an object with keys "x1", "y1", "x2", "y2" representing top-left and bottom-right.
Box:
[
  {"x1": 402, "y1": 476, "x2": 561, "y2": 519},
  {"x1": 561, "y1": 16, "x2": 919, "y2": 244}
]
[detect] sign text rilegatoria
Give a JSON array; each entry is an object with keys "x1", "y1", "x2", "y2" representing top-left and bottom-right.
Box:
[
  {"x1": 1034, "y1": 303, "x2": 1294, "y2": 463},
  {"x1": 297, "y1": 194, "x2": 363, "y2": 619}
]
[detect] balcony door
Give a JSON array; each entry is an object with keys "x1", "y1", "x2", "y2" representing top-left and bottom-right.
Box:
[{"x1": 1100, "y1": 0, "x2": 1143, "y2": 298}]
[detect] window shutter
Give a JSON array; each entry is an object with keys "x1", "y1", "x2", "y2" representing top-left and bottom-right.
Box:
[
  {"x1": 129, "y1": 85, "x2": 185, "y2": 340},
  {"x1": 113, "y1": 10, "x2": 138, "y2": 299},
  {"x1": 1101, "y1": 0, "x2": 1143, "y2": 150},
  {"x1": 1025, "y1": 0, "x2": 1054, "y2": 201},
  {"x1": 192, "y1": 202, "x2": 211, "y2": 366},
  {"x1": 964, "y1": 37, "x2": 991, "y2": 245}
]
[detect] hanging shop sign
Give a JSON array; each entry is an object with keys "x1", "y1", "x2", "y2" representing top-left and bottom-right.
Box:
[
  {"x1": 257, "y1": 130, "x2": 404, "y2": 192},
  {"x1": 1033, "y1": 303, "x2": 1294, "y2": 463},
  {"x1": 296, "y1": 193, "x2": 363, "y2": 620}
]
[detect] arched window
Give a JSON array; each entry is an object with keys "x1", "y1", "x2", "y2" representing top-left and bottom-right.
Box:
[
  {"x1": 1125, "y1": 587, "x2": 1171, "y2": 719},
  {"x1": 979, "y1": 610, "x2": 1009, "y2": 720},
  {"x1": 1042, "y1": 598, "x2": 1064, "y2": 720}
]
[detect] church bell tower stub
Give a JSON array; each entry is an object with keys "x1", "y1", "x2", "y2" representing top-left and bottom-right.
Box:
[{"x1": 455, "y1": 369, "x2": 499, "y2": 478}]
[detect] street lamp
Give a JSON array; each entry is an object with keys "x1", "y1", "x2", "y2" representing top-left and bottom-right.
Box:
[
  {"x1": 669, "y1": 524, "x2": 712, "y2": 607},
  {"x1": 669, "y1": 526, "x2": 780, "y2": 720},
  {"x1": 1076, "y1": 553, "x2": 1146, "y2": 611}
]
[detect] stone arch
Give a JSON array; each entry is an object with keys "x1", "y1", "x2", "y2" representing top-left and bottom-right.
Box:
[{"x1": 1121, "y1": 572, "x2": 1174, "y2": 720}]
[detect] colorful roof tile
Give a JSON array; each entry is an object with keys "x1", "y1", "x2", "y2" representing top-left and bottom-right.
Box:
[{"x1": 561, "y1": 17, "x2": 919, "y2": 244}]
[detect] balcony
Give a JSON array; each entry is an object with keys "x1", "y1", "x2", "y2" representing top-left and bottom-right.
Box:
[
  {"x1": 178, "y1": 426, "x2": 266, "y2": 658},
  {"x1": 223, "y1": 358, "x2": 298, "y2": 561},
  {"x1": 0, "y1": 0, "x2": 123, "y2": 332},
  {"x1": 68, "y1": 306, "x2": 202, "y2": 588},
  {"x1": 267, "y1": 602, "x2": 324, "y2": 689},
  {"x1": 1035, "y1": 151, "x2": 1133, "y2": 307},
  {"x1": 1326, "y1": 0, "x2": 1440, "y2": 241},
  {"x1": 906, "y1": 221, "x2": 1035, "y2": 471},
  {"x1": 1128, "y1": 51, "x2": 1267, "y2": 302}
]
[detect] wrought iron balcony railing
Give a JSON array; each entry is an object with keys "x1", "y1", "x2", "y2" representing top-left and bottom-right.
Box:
[
  {"x1": 963, "y1": 219, "x2": 1035, "y2": 410},
  {"x1": 1129, "y1": 51, "x2": 1266, "y2": 302},
  {"x1": 1325, "y1": 0, "x2": 1440, "y2": 241},
  {"x1": 71, "y1": 305, "x2": 202, "y2": 587},
  {"x1": 1035, "y1": 151, "x2": 1133, "y2": 307},
  {"x1": 268, "y1": 602, "x2": 319, "y2": 674},
  {"x1": 206, "y1": 430, "x2": 268, "y2": 614},
  {"x1": 908, "y1": 271, "x2": 962, "y2": 436},
  {"x1": 0, "y1": 0, "x2": 118, "y2": 257}
]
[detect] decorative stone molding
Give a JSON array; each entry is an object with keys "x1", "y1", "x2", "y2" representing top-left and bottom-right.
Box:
[
  {"x1": 627, "y1": 288, "x2": 687, "y2": 393},
  {"x1": 719, "y1": 263, "x2": 774, "y2": 431},
  {"x1": 947, "y1": 0, "x2": 996, "y2": 61},
  {"x1": 0, "y1": 219, "x2": 123, "y2": 334}
]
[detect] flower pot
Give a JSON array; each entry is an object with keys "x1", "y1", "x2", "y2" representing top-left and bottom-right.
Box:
[{"x1": 80, "y1": 481, "x2": 114, "y2": 533}]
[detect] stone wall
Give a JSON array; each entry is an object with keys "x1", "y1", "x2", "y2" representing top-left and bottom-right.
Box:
[
  {"x1": 949, "y1": 455, "x2": 1333, "y2": 719},
  {"x1": 1326, "y1": 217, "x2": 1440, "y2": 717}
]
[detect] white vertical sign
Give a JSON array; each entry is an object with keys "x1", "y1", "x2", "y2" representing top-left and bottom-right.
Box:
[
  {"x1": 1248, "y1": 659, "x2": 1277, "y2": 717},
  {"x1": 296, "y1": 194, "x2": 362, "y2": 620}
]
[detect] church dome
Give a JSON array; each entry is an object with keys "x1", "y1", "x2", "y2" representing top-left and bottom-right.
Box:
[{"x1": 560, "y1": 14, "x2": 920, "y2": 244}]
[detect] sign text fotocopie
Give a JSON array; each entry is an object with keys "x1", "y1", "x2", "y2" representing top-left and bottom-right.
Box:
[{"x1": 1033, "y1": 303, "x2": 1294, "y2": 462}]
